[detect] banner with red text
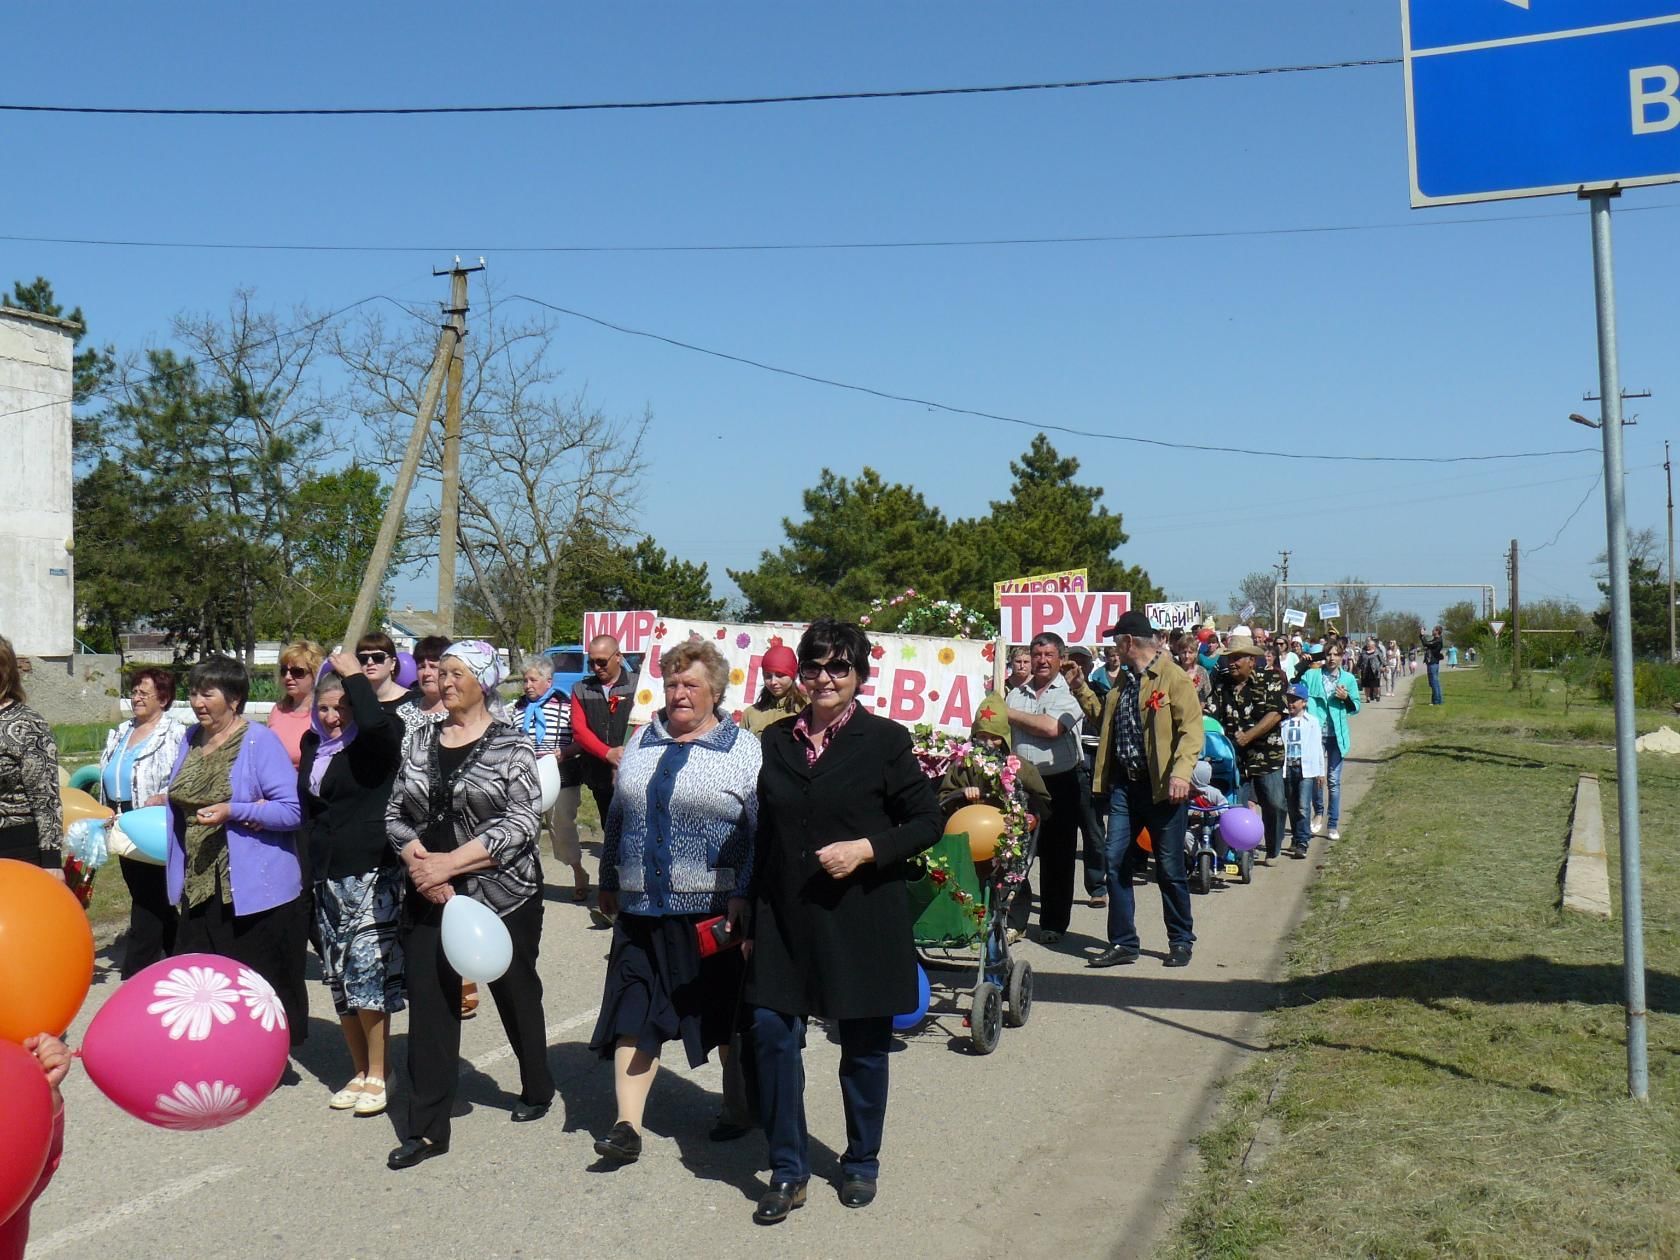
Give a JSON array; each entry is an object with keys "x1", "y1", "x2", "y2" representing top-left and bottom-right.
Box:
[
  {"x1": 996, "y1": 591, "x2": 1131, "y2": 646},
  {"x1": 583, "y1": 610, "x2": 660, "y2": 655},
  {"x1": 628, "y1": 619, "x2": 997, "y2": 735}
]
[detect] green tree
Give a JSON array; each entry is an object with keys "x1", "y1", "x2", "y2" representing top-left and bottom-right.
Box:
[
  {"x1": 266, "y1": 464, "x2": 395, "y2": 643},
  {"x1": 1594, "y1": 528, "x2": 1669, "y2": 657},
  {"x1": 729, "y1": 468, "x2": 955, "y2": 620},
  {"x1": 72, "y1": 460, "x2": 178, "y2": 657},
  {"x1": 951, "y1": 434, "x2": 1162, "y2": 610}
]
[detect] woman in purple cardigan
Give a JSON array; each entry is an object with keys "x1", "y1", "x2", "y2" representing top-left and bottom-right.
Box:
[{"x1": 163, "y1": 655, "x2": 309, "y2": 1045}]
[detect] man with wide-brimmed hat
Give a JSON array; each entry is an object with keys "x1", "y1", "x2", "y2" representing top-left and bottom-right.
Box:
[
  {"x1": 1090, "y1": 610, "x2": 1204, "y2": 968},
  {"x1": 1205, "y1": 632, "x2": 1290, "y2": 861}
]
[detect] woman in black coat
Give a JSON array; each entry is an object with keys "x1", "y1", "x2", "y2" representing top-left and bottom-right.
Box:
[
  {"x1": 298, "y1": 652, "x2": 405, "y2": 1118},
  {"x1": 744, "y1": 619, "x2": 941, "y2": 1226}
]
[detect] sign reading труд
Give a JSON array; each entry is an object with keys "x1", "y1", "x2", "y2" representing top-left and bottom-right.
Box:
[{"x1": 1403, "y1": 0, "x2": 1680, "y2": 206}]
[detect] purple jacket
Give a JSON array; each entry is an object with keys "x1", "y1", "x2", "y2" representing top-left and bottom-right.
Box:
[{"x1": 166, "y1": 720, "x2": 304, "y2": 916}]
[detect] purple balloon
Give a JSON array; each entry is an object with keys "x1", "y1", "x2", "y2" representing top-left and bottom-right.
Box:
[
  {"x1": 1219, "y1": 807, "x2": 1264, "y2": 853},
  {"x1": 395, "y1": 651, "x2": 418, "y2": 688}
]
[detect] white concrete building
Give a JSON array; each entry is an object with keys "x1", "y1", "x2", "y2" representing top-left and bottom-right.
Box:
[{"x1": 0, "y1": 307, "x2": 77, "y2": 656}]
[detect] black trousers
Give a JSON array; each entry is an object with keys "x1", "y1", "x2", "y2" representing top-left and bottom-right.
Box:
[
  {"x1": 1037, "y1": 769, "x2": 1083, "y2": 934},
  {"x1": 752, "y1": 1007, "x2": 892, "y2": 1182},
  {"x1": 1077, "y1": 757, "x2": 1108, "y2": 895},
  {"x1": 401, "y1": 894, "x2": 554, "y2": 1144},
  {"x1": 118, "y1": 855, "x2": 178, "y2": 979}
]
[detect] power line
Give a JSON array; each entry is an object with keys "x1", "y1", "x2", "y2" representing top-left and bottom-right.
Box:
[
  {"x1": 506, "y1": 293, "x2": 1600, "y2": 467},
  {"x1": 1523, "y1": 471, "x2": 1604, "y2": 556},
  {"x1": 12, "y1": 200, "x2": 1680, "y2": 257},
  {"x1": 0, "y1": 57, "x2": 1399, "y2": 118}
]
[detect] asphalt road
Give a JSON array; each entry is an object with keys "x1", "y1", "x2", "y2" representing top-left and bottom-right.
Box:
[{"x1": 25, "y1": 688, "x2": 1410, "y2": 1260}]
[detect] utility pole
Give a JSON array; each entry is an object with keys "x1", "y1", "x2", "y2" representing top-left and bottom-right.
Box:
[
  {"x1": 1509, "y1": 539, "x2": 1520, "y2": 689},
  {"x1": 1667, "y1": 440, "x2": 1676, "y2": 663},
  {"x1": 342, "y1": 259, "x2": 482, "y2": 650},
  {"x1": 1272, "y1": 549, "x2": 1290, "y2": 633},
  {"x1": 435, "y1": 259, "x2": 483, "y2": 637}
]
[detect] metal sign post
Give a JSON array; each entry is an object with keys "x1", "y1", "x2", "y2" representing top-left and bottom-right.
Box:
[
  {"x1": 1401, "y1": 0, "x2": 1668, "y2": 1100},
  {"x1": 1585, "y1": 191, "x2": 1650, "y2": 1100}
]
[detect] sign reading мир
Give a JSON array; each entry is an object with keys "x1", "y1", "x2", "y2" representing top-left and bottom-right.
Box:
[
  {"x1": 997, "y1": 592, "x2": 1130, "y2": 645},
  {"x1": 1403, "y1": 0, "x2": 1680, "y2": 207},
  {"x1": 583, "y1": 610, "x2": 659, "y2": 655}
]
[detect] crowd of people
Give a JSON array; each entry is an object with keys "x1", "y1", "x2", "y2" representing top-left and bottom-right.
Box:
[{"x1": 0, "y1": 611, "x2": 1448, "y2": 1236}]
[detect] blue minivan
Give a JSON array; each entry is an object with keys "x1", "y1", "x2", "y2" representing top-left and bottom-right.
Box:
[{"x1": 542, "y1": 644, "x2": 644, "y2": 697}]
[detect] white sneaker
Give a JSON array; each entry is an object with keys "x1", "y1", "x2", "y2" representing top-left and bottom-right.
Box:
[
  {"x1": 1327, "y1": 829, "x2": 1341, "y2": 841},
  {"x1": 1312, "y1": 816, "x2": 1326, "y2": 836}
]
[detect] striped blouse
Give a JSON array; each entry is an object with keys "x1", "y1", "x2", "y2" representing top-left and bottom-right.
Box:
[{"x1": 385, "y1": 718, "x2": 542, "y2": 917}]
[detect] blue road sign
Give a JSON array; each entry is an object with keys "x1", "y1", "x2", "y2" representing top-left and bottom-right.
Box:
[{"x1": 1403, "y1": 0, "x2": 1680, "y2": 205}]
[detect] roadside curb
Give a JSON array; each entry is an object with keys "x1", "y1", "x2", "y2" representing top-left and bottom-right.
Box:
[{"x1": 1561, "y1": 773, "x2": 1612, "y2": 919}]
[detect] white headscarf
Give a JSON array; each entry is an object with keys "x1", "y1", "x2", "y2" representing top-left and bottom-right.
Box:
[{"x1": 441, "y1": 640, "x2": 506, "y2": 697}]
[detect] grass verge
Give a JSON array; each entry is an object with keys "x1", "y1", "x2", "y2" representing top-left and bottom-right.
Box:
[{"x1": 1163, "y1": 668, "x2": 1680, "y2": 1258}]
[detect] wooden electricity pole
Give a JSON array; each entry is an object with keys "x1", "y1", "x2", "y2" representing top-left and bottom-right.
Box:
[
  {"x1": 435, "y1": 260, "x2": 480, "y2": 637},
  {"x1": 1509, "y1": 538, "x2": 1521, "y2": 689},
  {"x1": 342, "y1": 259, "x2": 482, "y2": 650}
]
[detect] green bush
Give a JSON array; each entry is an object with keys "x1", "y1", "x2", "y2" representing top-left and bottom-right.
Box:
[{"x1": 1591, "y1": 660, "x2": 1680, "y2": 709}]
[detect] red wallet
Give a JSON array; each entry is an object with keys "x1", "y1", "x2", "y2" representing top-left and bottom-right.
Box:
[{"x1": 695, "y1": 915, "x2": 740, "y2": 958}]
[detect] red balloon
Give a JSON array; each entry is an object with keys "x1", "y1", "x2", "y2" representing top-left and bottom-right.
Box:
[{"x1": 0, "y1": 1038, "x2": 54, "y2": 1224}]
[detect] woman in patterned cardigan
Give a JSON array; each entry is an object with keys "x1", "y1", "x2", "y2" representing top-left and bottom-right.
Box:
[
  {"x1": 0, "y1": 635, "x2": 61, "y2": 875},
  {"x1": 588, "y1": 638, "x2": 760, "y2": 1165},
  {"x1": 384, "y1": 640, "x2": 553, "y2": 1170}
]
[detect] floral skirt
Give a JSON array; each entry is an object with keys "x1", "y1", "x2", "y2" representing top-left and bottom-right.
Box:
[{"x1": 315, "y1": 866, "x2": 406, "y2": 1017}]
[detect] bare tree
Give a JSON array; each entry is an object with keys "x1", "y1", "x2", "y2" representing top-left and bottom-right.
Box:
[
  {"x1": 1229, "y1": 570, "x2": 1278, "y2": 629},
  {"x1": 336, "y1": 292, "x2": 647, "y2": 662}
]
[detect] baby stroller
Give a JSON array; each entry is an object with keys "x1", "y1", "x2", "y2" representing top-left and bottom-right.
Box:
[{"x1": 1189, "y1": 716, "x2": 1248, "y2": 893}]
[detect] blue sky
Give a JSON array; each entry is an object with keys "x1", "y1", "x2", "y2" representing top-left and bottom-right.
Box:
[{"x1": 5, "y1": 1, "x2": 1675, "y2": 626}]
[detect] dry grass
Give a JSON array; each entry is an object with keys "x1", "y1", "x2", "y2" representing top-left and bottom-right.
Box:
[{"x1": 1164, "y1": 668, "x2": 1680, "y2": 1258}]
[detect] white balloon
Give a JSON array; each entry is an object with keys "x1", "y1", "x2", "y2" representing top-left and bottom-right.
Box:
[
  {"x1": 440, "y1": 895, "x2": 513, "y2": 983},
  {"x1": 536, "y1": 754, "x2": 561, "y2": 812}
]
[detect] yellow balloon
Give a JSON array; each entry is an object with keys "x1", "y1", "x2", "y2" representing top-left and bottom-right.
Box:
[
  {"x1": 59, "y1": 787, "x2": 113, "y2": 831},
  {"x1": 945, "y1": 803, "x2": 1006, "y2": 863}
]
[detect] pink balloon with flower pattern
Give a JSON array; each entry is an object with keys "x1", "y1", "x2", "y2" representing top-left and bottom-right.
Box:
[{"x1": 80, "y1": 953, "x2": 290, "y2": 1130}]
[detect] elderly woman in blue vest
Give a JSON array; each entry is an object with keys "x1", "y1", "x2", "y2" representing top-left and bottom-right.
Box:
[
  {"x1": 588, "y1": 637, "x2": 760, "y2": 1166},
  {"x1": 98, "y1": 666, "x2": 191, "y2": 978},
  {"x1": 1304, "y1": 643, "x2": 1361, "y2": 841},
  {"x1": 164, "y1": 655, "x2": 309, "y2": 1043}
]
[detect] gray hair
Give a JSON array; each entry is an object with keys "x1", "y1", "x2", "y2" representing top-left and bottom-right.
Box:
[
  {"x1": 661, "y1": 638, "x2": 729, "y2": 705},
  {"x1": 524, "y1": 658, "x2": 555, "y2": 680}
]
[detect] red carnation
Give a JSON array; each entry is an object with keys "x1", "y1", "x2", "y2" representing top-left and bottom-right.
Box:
[
  {"x1": 1146, "y1": 690, "x2": 1166, "y2": 713},
  {"x1": 871, "y1": 644, "x2": 886, "y2": 660}
]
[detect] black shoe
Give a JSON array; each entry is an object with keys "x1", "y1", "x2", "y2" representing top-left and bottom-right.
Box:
[
  {"x1": 1164, "y1": 945, "x2": 1193, "y2": 968},
  {"x1": 708, "y1": 1116, "x2": 751, "y2": 1142},
  {"x1": 1289, "y1": 845, "x2": 1310, "y2": 860},
  {"x1": 593, "y1": 1120, "x2": 642, "y2": 1163},
  {"x1": 754, "y1": 1180, "x2": 808, "y2": 1225},
  {"x1": 511, "y1": 1100, "x2": 551, "y2": 1123},
  {"x1": 839, "y1": 1176, "x2": 878, "y2": 1208},
  {"x1": 1088, "y1": 945, "x2": 1140, "y2": 968},
  {"x1": 387, "y1": 1138, "x2": 448, "y2": 1170}
]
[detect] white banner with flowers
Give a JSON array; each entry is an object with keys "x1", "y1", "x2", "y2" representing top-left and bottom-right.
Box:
[{"x1": 628, "y1": 619, "x2": 998, "y2": 735}]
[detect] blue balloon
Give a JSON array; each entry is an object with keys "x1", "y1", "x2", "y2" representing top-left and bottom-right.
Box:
[
  {"x1": 115, "y1": 805, "x2": 171, "y2": 863},
  {"x1": 892, "y1": 963, "x2": 932, "y2": 1033}
]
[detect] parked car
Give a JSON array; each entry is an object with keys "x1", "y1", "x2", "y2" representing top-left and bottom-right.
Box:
[{"x1": 541, "y1": 644, "x2": 645, "y2": 698}]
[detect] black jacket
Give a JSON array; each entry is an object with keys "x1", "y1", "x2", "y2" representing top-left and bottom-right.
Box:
[
  {"x1": 298, "y1": 674, "x2": 401, "y2": 882},
  {"x1": 745, "y1": 708, "x2": 941, "y2": 1021},
  {"x1": 1420, "y1": 632, "x2": 1445, "y2": 665}
]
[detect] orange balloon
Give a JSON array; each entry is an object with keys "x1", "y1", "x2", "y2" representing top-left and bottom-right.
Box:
[
  {"x1": 945, "y1": 803, "x2": 1007, "y2": 863},
  {"x1": 59, "y1": 787, "x2": 113, "y2": 830},
  {"x1": 0, "y1": 859, "x2": 95, "y2": 1043},
  {"x1": 1136, "y1": 826, "x2": 1153, "y2": 854}
]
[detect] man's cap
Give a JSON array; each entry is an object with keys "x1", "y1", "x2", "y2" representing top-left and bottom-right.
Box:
[
  {"x1": 1101, "y1": 610, "x2": 1156, "y2": 640},
  {"x1": 1289, "y1": 683, "x2": 1309, "y2": 701},
  {"x1": 1068, "y1": 645, "x2": 1095, "y2": 661}
]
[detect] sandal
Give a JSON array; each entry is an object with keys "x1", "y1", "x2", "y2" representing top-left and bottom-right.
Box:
[
  {"x1": 329, "y1": 1074, "x2": 366, "y2": 1110},
  {"x1": 354, "y1": 1077, "x2": 388, "y2": 1117},
  {"x1": 460, "y1": 983, "x2": 479, "y2": 1020}
]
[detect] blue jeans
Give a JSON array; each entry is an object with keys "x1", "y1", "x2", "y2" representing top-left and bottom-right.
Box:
[
  {"x1": 1310, "y1": 737, "x2": 1346, "y2": 828},
  {"x1": 752, "y1": 1007, "x2": 891, "y2": 1182},
  {"x1": 1427, "y1": 660, "x2": 1443, "y2": 704},
  {"x1": 1103, "y1": 779, "x2": 1194, "y2": 951},
  {"x1": 1233, "y1": 767, "x2": 1288, "y2": 858},
  {"x1": 1285, "y1": 767, "x2": 1312, "y2": 845}
]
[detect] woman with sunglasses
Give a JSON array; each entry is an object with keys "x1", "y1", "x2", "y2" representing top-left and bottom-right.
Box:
[
  {"x1": 97, "y1": 666, "x2": 191, "y2": 976},
  {"x1": 355, "y1": 633, "x2": 415, "y2": 715},
  {"x1": 744, "y1": 619, "x2": 942, "y2": 1225},
  {"x1": 266, "y1": 640, "x2": 325, "y2": 769}
]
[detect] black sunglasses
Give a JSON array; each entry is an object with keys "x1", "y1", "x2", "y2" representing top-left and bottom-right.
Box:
[
  {"x1": 798, "y1": 659, "x2": 855, "y2": 680},
  {"x1": 356, "y1": 651, "x2": 389, "y2": 665},
  {"x1": 282, "y1": 665, "x2": 312, "y2": 679},
  {"x1": 589, "y1": 657, "x2": 615, "y2": 668}
]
